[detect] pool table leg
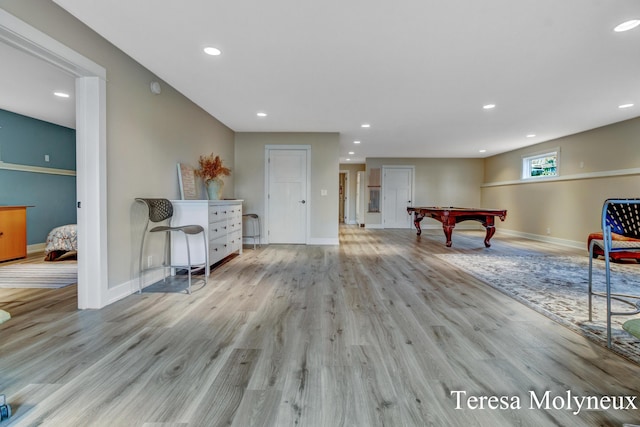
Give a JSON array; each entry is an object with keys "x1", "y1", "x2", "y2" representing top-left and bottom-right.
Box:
[
  {"x1": 413, "y1": 213, "x2": 424, "y2": 235},
  {"x1": 443, "y1": 224, "x2": 454, "y2": 247},
  {"x1": 484, "y1": 226, "x2": 496, "y2": 247},
  {"x1": 483, "y1": 216, "x2": 497, "y2": 247}
]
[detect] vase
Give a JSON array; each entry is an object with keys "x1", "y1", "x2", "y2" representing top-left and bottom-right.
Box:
[{"x1": 206, "y1": 178, "x2": 224, "y2": 200}]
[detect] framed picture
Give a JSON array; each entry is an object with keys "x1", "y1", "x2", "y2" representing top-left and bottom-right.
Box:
[{"x1": 177, "y1": 163, "x2": 198, "y2": 200}]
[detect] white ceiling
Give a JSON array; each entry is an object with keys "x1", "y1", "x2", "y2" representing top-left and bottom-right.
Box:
[
  {"x1": 0, "y1": 41, "x2": 75, "y2": 129},
  {"x1": 18, "y1": 1, "x2": 640, "y2": 162}
]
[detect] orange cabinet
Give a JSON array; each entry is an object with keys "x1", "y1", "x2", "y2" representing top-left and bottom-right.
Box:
[{"x1": 0, "y1": 206, "x2": 28, "y2": 262}]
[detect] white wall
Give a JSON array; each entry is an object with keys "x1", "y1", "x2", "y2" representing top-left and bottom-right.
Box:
[
  {"x1": 364, "y1": 157, "x2": 485, "y2": 227},
  {"x1": 234, "y1": 132, "x2": 339, "y2": 244},
  {"x1": 483, "y1": 117, "x2": 640, "y2": 247},
  {"x1": 2, "y1": 1, "x2": 235, "y2": 290}
]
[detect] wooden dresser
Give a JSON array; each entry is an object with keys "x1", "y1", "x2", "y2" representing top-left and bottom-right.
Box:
[
  {"x1": 170, "y1": 200, "x2": 243, "y2": 275},
  {"x1": 0, "y1": 206, "x2": 29, "y2": 262}
]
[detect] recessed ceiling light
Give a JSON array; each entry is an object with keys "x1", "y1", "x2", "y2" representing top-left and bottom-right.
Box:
[
  {"x1": 483, "y1": 104, "x2": 496, "y2": 110},
  {"x1": 54, "y1": 92, "x2": 70, "y2": 98},
  {"x1": 526, "y1": 134, "x2": 536, "y2": 138},
  {"x1": 361, "y1": 123, "x2": 370, "y2": 128},
  {"x1": 614, "y1": 20, "x2": 640, "y2": 32},
  {"x1": 348, "y1": 151, "x2": 355, "y2": 155},
  {"x1": 204, "y1": 47, "x2": 222, "y2": 56},
  {"x1": 354, "y1": 140, "x2": 361, "y2": 144},
  {"x1": 257, "y1": 112, "x2": 267, "y2": 117},
  {"x1": 618, "y1": 103, "x2": 634, "y2": 109},
  {"x1": 479, "y1": 149, "x2": 487, "y2": 153}
]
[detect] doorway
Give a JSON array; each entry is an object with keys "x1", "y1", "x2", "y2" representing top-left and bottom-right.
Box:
[
  {"x1": 0, "y1": 10, "x2": 108, "y2": 309},
  {"x1": 338, "y1": 171, "x2": 349, "y2": 223},
  {"x1": 265, "y1": 146, "x2": 310, "y2": 244},
  {"x1": 382, "y1": 166, "x2": 414, "y2": 228}
]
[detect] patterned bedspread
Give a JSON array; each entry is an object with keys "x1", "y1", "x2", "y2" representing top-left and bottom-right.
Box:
[{"x1": 44, "y1": 224, "x2": 78, "y2": 261}]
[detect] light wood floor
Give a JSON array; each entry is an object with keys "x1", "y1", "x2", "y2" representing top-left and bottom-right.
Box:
[{"x1": 1, "y1": 226, "x2": 639, "y2": 426}]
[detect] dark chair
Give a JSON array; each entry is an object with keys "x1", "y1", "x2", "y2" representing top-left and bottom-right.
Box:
[
  {"x1": 242, "y1": 213, "x2": 261, "y2": 249},
  {"x1": 136, "y1": 198, "x2": 207, "y2": 294},
  {"x1": 588, "y1": 198, "x2": 640, "y2": 347}
]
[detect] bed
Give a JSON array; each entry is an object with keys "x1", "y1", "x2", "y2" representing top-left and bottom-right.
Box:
[{"x1": 44, "y1": 224, "x2": 78, "y2": 261}]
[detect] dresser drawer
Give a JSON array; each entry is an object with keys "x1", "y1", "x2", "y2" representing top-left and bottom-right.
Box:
[
  {"x1": 209, "y1": 222, "x2": 227, "y2": 240},
  {"x1": 208, "y1": 206, "x2": 224, "y2": 222},
  {"x1": 227, "y1": 219, "x2": 241, "y2": 234},
  {"x1": 228, "y1": 206, "x2": 242, "y2": 221},
  {"x1": 228, "y1": 229, "x2": 242, "y2": 253},
  {"x1": 209, "y1": 235, "x2": 228, "y2": 264}
]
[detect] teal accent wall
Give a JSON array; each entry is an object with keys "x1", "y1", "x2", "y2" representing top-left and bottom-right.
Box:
[{"x1": 0, "y1": 109, "x2": 76, "y2": 246}]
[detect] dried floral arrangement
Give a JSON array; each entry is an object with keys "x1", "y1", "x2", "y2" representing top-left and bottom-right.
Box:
[{"x1": 194, "y1": 153, "x2": 231, "y2": 183}]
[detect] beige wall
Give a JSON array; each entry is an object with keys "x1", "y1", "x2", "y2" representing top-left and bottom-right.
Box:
[
  {"x1": 483, "y1": 117, "x2": 640, "y2": 247},
  {"x1": 365, "y1": 158, "x2": 485, "y2": 226},
  {"x1": 234, "y1": 132, "x2": 340, "y2": 243},
  {"x1": 2, "y1": 1, "x2": 235, "y2": 287},
  {"x1": 339, "y1": 163, "x2": 366, "y2": 224}
]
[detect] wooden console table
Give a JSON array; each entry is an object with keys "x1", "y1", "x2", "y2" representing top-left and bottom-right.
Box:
[{"x1": 0, "y1": 206, "x2": 30, "y2": 262}]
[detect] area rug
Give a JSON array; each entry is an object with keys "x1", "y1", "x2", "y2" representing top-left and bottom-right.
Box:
[
  {"x1": 434, "y1": 253, "x2": 640, "y2": 364},
  {"x1": 0, "y1": 263, "x2": 77, "y2": 288}
]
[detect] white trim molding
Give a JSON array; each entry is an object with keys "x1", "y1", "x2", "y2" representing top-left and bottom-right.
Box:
[
  {"x1": 308, "y1": 237, "x2": 339, "y2": 245},
  {"x1": 497, "y1": 228, "x2": 584, "y2": 250},
  {"x1": 27, "y1": 243, "x2": 46, "y2": 254},
  {"x1": 482, "y1": 167, "x2": 640, "y2": 188},
  {"x1": 0, "y1": 10, "x2": 108, "y2": 309},
  {"x1": 0, "y1": 161, "x2": 76, "y2": 176}
]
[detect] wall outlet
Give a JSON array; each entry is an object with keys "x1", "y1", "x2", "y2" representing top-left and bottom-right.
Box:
[
  {"x1": 147, "y1": 255, "x2": 153, "y2": 267},
  {"x1": 546, "y1": 227, "x2": 551, "y2": 235},
  {"x1": 44, "y1": 154, "x2": 50, "y2": 162}
]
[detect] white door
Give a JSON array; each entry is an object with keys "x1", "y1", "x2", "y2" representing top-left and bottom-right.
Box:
[
  {"x1": 267, "y1": 148, "x2": 308, "y2": 243},
  {"x1": 382, "y1": 167, "x2": 414, "y2": 228}
]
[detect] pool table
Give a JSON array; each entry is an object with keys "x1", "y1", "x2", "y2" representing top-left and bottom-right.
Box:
[{"x1": 407, "y1": 207, "x2": 507, "y2": 247}]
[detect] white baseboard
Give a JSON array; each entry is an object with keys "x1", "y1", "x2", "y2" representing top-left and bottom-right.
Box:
[
  {"x1": 242, "y1": 237, "x2": 262, "y2": 246},
  {"x1": 27, "y1": 243, "x2": 46, "y2": 254},
  {"x1": 308, "y1": 237, "x2": 339, "y2": 245},
  {"x1": 497, "y1": 229, "x2": 584, "y2": 250},
  {"x1": 106, "y1": 269, "x2": 166, "y2": 305}
]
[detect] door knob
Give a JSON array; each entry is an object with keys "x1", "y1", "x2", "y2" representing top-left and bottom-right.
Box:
[{"x1": 300, "y1": 200, "x2": 306, "y2": 204}]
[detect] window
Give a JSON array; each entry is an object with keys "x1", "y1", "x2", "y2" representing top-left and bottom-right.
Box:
[{"x1": 522, "y1": 150, "x2": 559, "y2": 179}]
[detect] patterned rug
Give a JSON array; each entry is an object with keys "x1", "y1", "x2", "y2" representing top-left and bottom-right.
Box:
[
  {"x1": 435, "y1": 253, "x2": 640, "y2": 364},
  {"x1": 0, "y1": 263, "x2": 77, "y2": 288}
]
